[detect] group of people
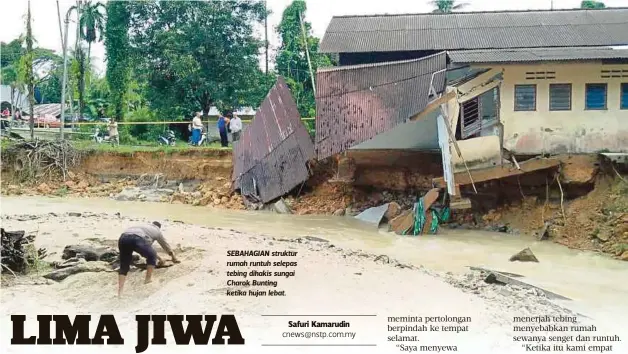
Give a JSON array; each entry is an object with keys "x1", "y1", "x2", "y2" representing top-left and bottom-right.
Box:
[
  {"x1": 1, "y1": 108, "x2": 22, "y2": 120},
  {"x1": 189, "y1": 111, "x2": 242, "y2": 147}
]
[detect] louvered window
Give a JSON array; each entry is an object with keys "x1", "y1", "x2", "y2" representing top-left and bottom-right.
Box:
[
  {"x1": 621, "y1": 83, "x2": 628, "y2": 110},
  {"x1": 585, "y1": 84, "x2": 607, "y2": 110},
  {"x1": 514, "y1": 84, "x2": 536, "y2": 111},
  {"x1": 549, "y1": 84, "x2": 572, "y2": 111}
]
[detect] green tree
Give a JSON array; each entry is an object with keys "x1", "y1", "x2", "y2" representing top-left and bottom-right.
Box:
[
  {"x1": 74, "y1": 45, "x2": 87, "y2": 120},
  {"x1": 431, "y1": 0, "x2": 468, "y2": 13},
  {"x1": 105, "y1": 0, "x2": 131, "y2": 120},
  {"x1": 25, "y1": 0, "x2": 35, "y2": 139},
  {"x1": 1, "y1": 38, "x2": 24, "y2": 68},
  {"x1": 2, "y1": 37, "x2": 61, "y2": 107},
  {"x1": 580, "y1": 1, "x2": 606, "y2": 9},
  {"x1": 276, "y1": 0, "x2": 331, "y2": 117},
  {"x1": 128, "y1": 0, "x2": 267, "y2": 118}
]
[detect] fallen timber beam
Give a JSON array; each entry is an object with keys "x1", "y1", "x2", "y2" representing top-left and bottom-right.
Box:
[
  {"x1": 432, "y1": 157, "x2": 560, "y2": 188},
  {"x1": 408, "y1": 90, "x2": 457, "y2": 122}
]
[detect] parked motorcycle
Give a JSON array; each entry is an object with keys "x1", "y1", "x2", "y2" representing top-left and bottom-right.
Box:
[
  {"x1": 92, "y1": 128, "x2": 110, "y2": 144},
  {"x1": 158, "y1": 130, "x2": 176, "y2": 146}
]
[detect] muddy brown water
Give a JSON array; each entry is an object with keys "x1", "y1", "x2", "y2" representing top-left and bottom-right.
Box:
[{"x1": 2, "y1": 196, "x2": 627, "y2": 318}]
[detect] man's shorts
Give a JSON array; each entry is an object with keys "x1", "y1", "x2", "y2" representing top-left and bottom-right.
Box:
[{"x1": 117, "y1": 233, "x2": 157, "y2": 275}]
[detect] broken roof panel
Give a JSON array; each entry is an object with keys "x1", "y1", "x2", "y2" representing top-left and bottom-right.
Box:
[
  {"x1": 315, "y1": 52, "x2": 447, "y2": 160},
  {"x1": 449, "y1": 46, "x2": 628, "y2": 64},
  {"x1": 232, "y1": 77, "x2": 315, "y2": 204},
  {"x1": 320, "y1": 8, "x2": 628, "y2": 53}
]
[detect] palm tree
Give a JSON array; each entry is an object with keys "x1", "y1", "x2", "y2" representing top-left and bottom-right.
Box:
[
  {"x1": 431, "y1": 0, "x2": 468, "y2": 13},
  {"x1": 79, "y1": 1, "x2": 106, "y2": 61}
]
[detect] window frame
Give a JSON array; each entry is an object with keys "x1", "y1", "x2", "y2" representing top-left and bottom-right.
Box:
[
  {"x1": 514, "y1": 84, "x2": 537, "y2": 112},
  {"x1": 585, "y1": 83, "x2": 608, "y2": 111},
  {"x1": 549, "y1": 83, "x2": 572, "y2": 111},
  {"x1": 621, "y1": 83, "x2": 628, "y2": 110}
]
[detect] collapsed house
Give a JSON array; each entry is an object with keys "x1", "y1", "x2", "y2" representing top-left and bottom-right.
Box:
[
  {"x1": 317, "y1": 7, "x2": 628, "y2": 197},
  {"x1": 233, "y1": 8, "x2": 628, "y2": 215},
  {"x1": 231, "y1": 77, "x2": 315, "y2": 205}
]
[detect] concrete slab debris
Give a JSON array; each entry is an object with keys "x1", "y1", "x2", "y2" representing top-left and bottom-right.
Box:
[
  {"x1": 355, "y1": 203, "x2": 389, "y2": 227},
  {"x1": 433, "y1": 157, "x2": 561, "y2": 188},
  {"x1": 537, "y1": 222, "x2": 551, "y2": 241},
  {"x1": 484, "y1": 272, "x2": 571, "y2": 301},
  {"x1": 600, "y1": 152, "x2": 628, "y2": 165},
  {"x1": 468, "y1": 266, "x2": 524, "y2": 278},
  {"x1": 273, "y1": 199, "x2": 292, "y2": 214},
  {"x1": 509, "y1": 247, "x2": 539, "y2": 263}
]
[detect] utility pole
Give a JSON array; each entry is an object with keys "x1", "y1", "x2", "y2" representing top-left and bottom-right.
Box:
[
  {"x1": 60, "y1": 5, "x2": 78, "y2": 140},
  {"x1": 60, "y1": 13, "x2": 70, "y2": 140},
  {"x1": 264, "y1": 0, "x2": 269, "y2": 75},
  {"x1": 299, "y1": 11, "x2": 316, "y2": 96}
]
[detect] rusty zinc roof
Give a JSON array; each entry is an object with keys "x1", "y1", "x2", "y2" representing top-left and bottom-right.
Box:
[
  {"x1": 232, "y1": 77, "x2": 315, "y2": 204},
  {"x1": 315, "y1": 52, "x2": 447, "y2": 160},
  {"x1": 320, "y1": 8, "x2": 628, "y2": 54},
  {"x1": 33, "y1": 104, "x2": 64, "y2": 117}
]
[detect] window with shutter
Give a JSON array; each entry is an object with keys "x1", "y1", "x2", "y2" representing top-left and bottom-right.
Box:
[
  {"x1": 549, "y1": 84, "x2": 572, "y2": 111},
  {"x1": 585, "y1": 84, "x2": 607, "y2": 110},
  {"x1": 514, "y1": 84, "x2": 536, "y2": 111}
]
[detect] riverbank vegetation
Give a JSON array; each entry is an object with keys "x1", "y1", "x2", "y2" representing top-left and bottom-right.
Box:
[{"x1": 1, "y1": 0, "x2": 330, "y2": 144}]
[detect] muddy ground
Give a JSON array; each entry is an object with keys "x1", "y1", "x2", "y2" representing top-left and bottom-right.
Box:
[
  {"x1": 2, "y1": 207, "x2": 626, "y2": 353},
  {"x1": 1, "y1": 150, "x2": 627, "y2": 260}
]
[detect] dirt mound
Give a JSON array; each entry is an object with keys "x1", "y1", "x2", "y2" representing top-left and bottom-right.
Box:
[{"x1": 461, "y1": 175, "x2": 628, "y2": 260}]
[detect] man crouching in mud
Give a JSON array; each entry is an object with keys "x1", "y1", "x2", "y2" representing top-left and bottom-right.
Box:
[{"x1": 117, "y1": 221, "x2": 180, "y2": 297}]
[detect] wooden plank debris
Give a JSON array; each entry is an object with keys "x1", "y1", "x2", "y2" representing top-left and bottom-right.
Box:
[
  {"x1": 450, "y1": 197, "x2": 472, "y2": 210},
  {"x1": 433, "y1": 157, "x2": 560, "y2": 188}
]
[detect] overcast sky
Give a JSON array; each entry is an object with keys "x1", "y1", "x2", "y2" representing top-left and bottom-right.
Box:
[{"x1": 2, "y1": 0, "x2": 628, "y2": 75}]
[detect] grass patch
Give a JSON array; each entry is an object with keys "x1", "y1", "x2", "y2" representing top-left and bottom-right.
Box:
[
  {"x1": 71, "y1": 140, "x2": 229, "y2": 153},
  {"x1": 605, "y1": 178, "x2": 628, "y2": 213},
  {"x1": 54, "y1": 186, "x2": 69, "y2": 197},
  {"x1": 24, "y1": 244, "x2": 52, "y2": 275}
]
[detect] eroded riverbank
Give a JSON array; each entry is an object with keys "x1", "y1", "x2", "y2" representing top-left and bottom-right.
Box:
[{"x1": 1, "y1": 197, "x2": 627, "y2": 353}]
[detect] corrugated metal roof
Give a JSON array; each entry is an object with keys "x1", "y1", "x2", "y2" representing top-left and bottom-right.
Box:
[
  {"x1": 448, "y1": 46, "x2": 628, "y2": 63},
  {"x1": 320, "y1": 8, "x2": 628, "y2": 53},
  {"x1": 33, "y1": 104, "x2": 64, "y2": 117},
  {"x1": 315, "y1": 52, "x2": 447, "y2": 160},
  {"x1": 232, "y1": 77, "x2": 315, "y2": 204}
]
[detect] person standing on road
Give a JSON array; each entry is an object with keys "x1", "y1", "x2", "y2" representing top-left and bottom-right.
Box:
[
  {"x1": 230, "y1": 114, "x2": 242, "y2": 143},
  {"x1": 117, "y1": 221, "x2": 180, "y2": 297},
  {"x1": 108, "y1": 118, "x2": 119, "y2": 146},
  {"x1": 191, "y1": 112, "x2": 203, "y2": 145},
  {"x1": 217, "y1": 113, "x2": 229, "y2": 147}
]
